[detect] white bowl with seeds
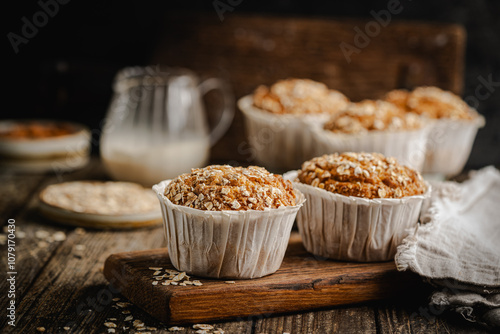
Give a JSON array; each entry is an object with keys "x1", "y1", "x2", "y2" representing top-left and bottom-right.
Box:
[
  {"x1": 153, "y1": 165, "x2": 305, "y2": 279},
  {"x1": 285, "y1": 152, "x2": 430, "y2": 262}
]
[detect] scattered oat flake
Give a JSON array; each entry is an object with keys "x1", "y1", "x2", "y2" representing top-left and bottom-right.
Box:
[
  {"x1": 193, "y1": 324, "x2": 214, "y2": 330},
  {"x1": 133, "y1": 320, "x2": 145, "y2": 327},
  {"x1": 172, "y1": 272, "x2": 186, "y2": 281},
  {"x1": 170, "y1": 281, "x2": 178, "y2": 286},
  {"x1": 122, "y1": 310, "x2": 131, "y2": 314},
  {"x1": 124, "y1": 315, "x2": 133, "y2": 321},
  {"x1": 213, "y1": 330, "x2": 225, "y2": 334},
  {"x1": 35, "y1": 230, "x2": 50, "y2": 239},
  {"x1": 75, "y1": 227, "x2": 86, "y2": 234},
  {"x1": 168, "y1": 327, "x2": 184, "y2": 331},
  {"x1": 162, "y1": 281, "x2": 170, "y2": 286},
  {"x1": 37, "y1": 240, "x2": 49, "y2": 248},
  {"x1": 107, "y1": 329, "x2": 116, "y2": 333},
  {"x1": 146, "y1": 327, "x2": 157, "y2": 330},
  {"x1": 63, "y1": 327, "x2": 70, "y2": 331},
  {"x1": 53, "y1": 231, "x2": 66, "y2": 241},
  {"x1": 112, "y1": 297, "x2": 120, "y2": 301},
  {"x1": 152, "y1": 281, "x2": 158, "y2": 285},
  {"x1": 104, "y1": 322, "x2": 117, "y2": 328},
  {"x1": 108, "y1": 318, "x2": 117, "y2": 321},
  {"x1": 37, "y1": 327, "x2": 46, "y2": 332},
  {"x1": 225, "y1": 281, "x2": 235, "y2": 284},
  {"x1": 149, "y1": 267, "x2": 162, "y2": 270},
  {"x1": 116, "y1": 302, "x2": 132, "y2": 308},
  {"x1": 153, "y1": 270, "x2": 162, "y2": 275}
]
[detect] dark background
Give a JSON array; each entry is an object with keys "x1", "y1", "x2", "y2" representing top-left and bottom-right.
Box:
[{"x1": 4, "y1": 0, "x2": 500, "y2": 169}]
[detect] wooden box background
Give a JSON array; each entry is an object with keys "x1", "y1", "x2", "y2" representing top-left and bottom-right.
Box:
[{"x1": 151, "y1": 14, "x2": 465, "y2": 164}]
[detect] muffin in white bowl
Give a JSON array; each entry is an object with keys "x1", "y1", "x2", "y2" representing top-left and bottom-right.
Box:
[
  {"x1": 284, "y1": 152, "x2": 429, "y2": 262},
  {"x1": 384, "y1": 86, "x2": 485, "y2": 177},
  {"x1": 309, "y1": 99, "x2": 430, "y2": 172},
  {"x1": 238, "y1": 78, "x2": 349, "y2": 172},
  {"x1": 153, "y1": 165, "x2": 305, "y2": 279}
]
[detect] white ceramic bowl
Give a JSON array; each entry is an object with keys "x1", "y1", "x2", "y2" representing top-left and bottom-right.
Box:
[{"x1": 0, "y1": 119, "x2": 91, "y2": 159}]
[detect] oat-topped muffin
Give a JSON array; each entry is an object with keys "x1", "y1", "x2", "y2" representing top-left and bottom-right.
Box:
[
  {"x1": 154, "y1": 166, "x2": 305, "y2": 278},
  {"x1": 384, "y1": 86, "x2": 477, "y2": 120},
  {"x1": 323, "y1": 100, "x2": 422, "y2": 134},
  {"x1": 383, "y1": 86, "x2": 484, "y2": 176},
  {"x1": 298, "y1": 152, "x2": 426, "y2": 199},
  {"x1": 165, "y1": 165, "x2": 296, "y2": 211},
  {"x1": 253, "y1": 78, "x2": 349, "y2": 115}
]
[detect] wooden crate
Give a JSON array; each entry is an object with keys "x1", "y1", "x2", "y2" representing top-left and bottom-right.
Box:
[{"x1": 151, "y1": 13, "x2": 465, "y2": 163}]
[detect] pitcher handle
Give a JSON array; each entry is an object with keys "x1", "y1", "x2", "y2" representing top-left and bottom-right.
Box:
[{"x1": 198, "y1": 78, "x2": 235, "y2": 147}]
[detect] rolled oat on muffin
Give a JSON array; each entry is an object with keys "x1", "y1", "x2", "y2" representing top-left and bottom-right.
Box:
[
  {"x1": 153, "y1": 165, "x2": 305, "y2": 279},
  {"x1": 286, "y1": 152, "x2": 429, "y2": 262},
  {"x1": 384, "y1": 86, "x2": 477, "y2": 120},
  {"x1": 298, "y1": 152, "x2": 426, "y2": 199},
  {"x1": 323, "y1": 100, "x2": 422, "y2": 134},
  {"x1": 165, "y1": 165, "x2": 296, "y2": 211},
  {"x1": 253, "y1": 78, "x2": 349, "y2": 115}
]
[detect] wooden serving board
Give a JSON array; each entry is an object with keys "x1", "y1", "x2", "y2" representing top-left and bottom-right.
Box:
[{"x1": 103, "y1": 232, "x2": 420, "y2": 325}]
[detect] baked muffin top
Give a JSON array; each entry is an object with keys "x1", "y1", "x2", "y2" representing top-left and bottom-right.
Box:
[
  {"x1": 384, "y1": 86, "x2": 477, "y2": 120},
  {"x1": 165, "y1": 165, "x2": 296, "y2": 211},
  {"x1": 253, "y1": 78, "x2": 349, "y2": 115},
  {"x1": 323, "y1": 100, "x2": 422, "y2": 134},
  {"x1": 297, "y1": 152, "x2": 426, "y2": 199}
]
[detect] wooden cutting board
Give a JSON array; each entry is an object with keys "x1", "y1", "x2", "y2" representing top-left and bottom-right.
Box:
[{"x1": 103, "y1": 232, "x2": 420, "y2": 325}]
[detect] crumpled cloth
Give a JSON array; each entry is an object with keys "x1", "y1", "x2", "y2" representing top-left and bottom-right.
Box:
[{"x1": 395, "y1": 166, "x2": 500, "y2": 330}]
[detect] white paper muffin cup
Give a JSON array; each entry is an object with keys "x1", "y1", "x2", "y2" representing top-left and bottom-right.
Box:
[
  {"x1": 283, "y1": 171, "x2": 429, "y2": 262},
  {"x1": 308, "y1": 123, "x2": 431, "y2": 172},
  {"x1": 423, "y1": 116, "x2": 485, "y2": 177},
  {"x1": 238, "y1": 95, "x2": 331, "y2": 172},
  {"x1": 153, "y1": 180, "x2": 306, "y2": 279}
]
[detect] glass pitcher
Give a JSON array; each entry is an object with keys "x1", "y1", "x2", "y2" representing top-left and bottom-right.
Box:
[{"x1": 100, "y1": 66, "x2": 234, "y2": 186}]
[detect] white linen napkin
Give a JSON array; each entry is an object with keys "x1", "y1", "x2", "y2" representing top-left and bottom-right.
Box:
[{"x1": 396, "y1": 166, "x2": 500, "y2": 329}]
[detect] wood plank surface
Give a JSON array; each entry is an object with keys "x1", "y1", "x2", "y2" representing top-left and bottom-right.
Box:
[
  {"x1": 0, "y1": 158, "x2": 492, "y2": 333},
  {"x1": 103, "y1": 232, "x2": 421, "y2": 325}
]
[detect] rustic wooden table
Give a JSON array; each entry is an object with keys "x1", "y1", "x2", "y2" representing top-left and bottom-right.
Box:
[{"x1": 0, "y1": 158, "x2": 491, "y2": 334}]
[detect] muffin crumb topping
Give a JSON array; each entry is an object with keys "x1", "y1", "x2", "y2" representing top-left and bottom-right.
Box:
[
  {"x1": 165, "y1": 165, "x2": 296, "y2": 211},
  {"x1": 324, "y1": 100, "x2": 422, "y2": 134},
  {"x1": 253, "y1": 78, "x2": 349, "y2": 115},
  {"x1": 298, "y1": 152, "x2": 426, "y2": 199},
  {"x1": 384, "y1": 86, "x2": 477, "y2": 120}
]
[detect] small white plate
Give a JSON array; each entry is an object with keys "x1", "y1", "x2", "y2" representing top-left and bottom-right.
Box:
[{"x1": 38, "y1": 181, "x2": 163, "y2": 229}]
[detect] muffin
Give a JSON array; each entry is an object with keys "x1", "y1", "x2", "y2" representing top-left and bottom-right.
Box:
[
  {"x1": 310, "y1": 100, "x2": 430, "y2": 171},
  {"x1": 284, "y1": 152, "x2": 429, "y2": 262},
  {"x1": 153, "y1": 165, "x2": 305, "y2": 279},
  {"x1": 238, "y1": 79, "x2": 349, "y2": 171},
  {"x1": 384, "y1": 86, "x2": 485, "y2": 177}
]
